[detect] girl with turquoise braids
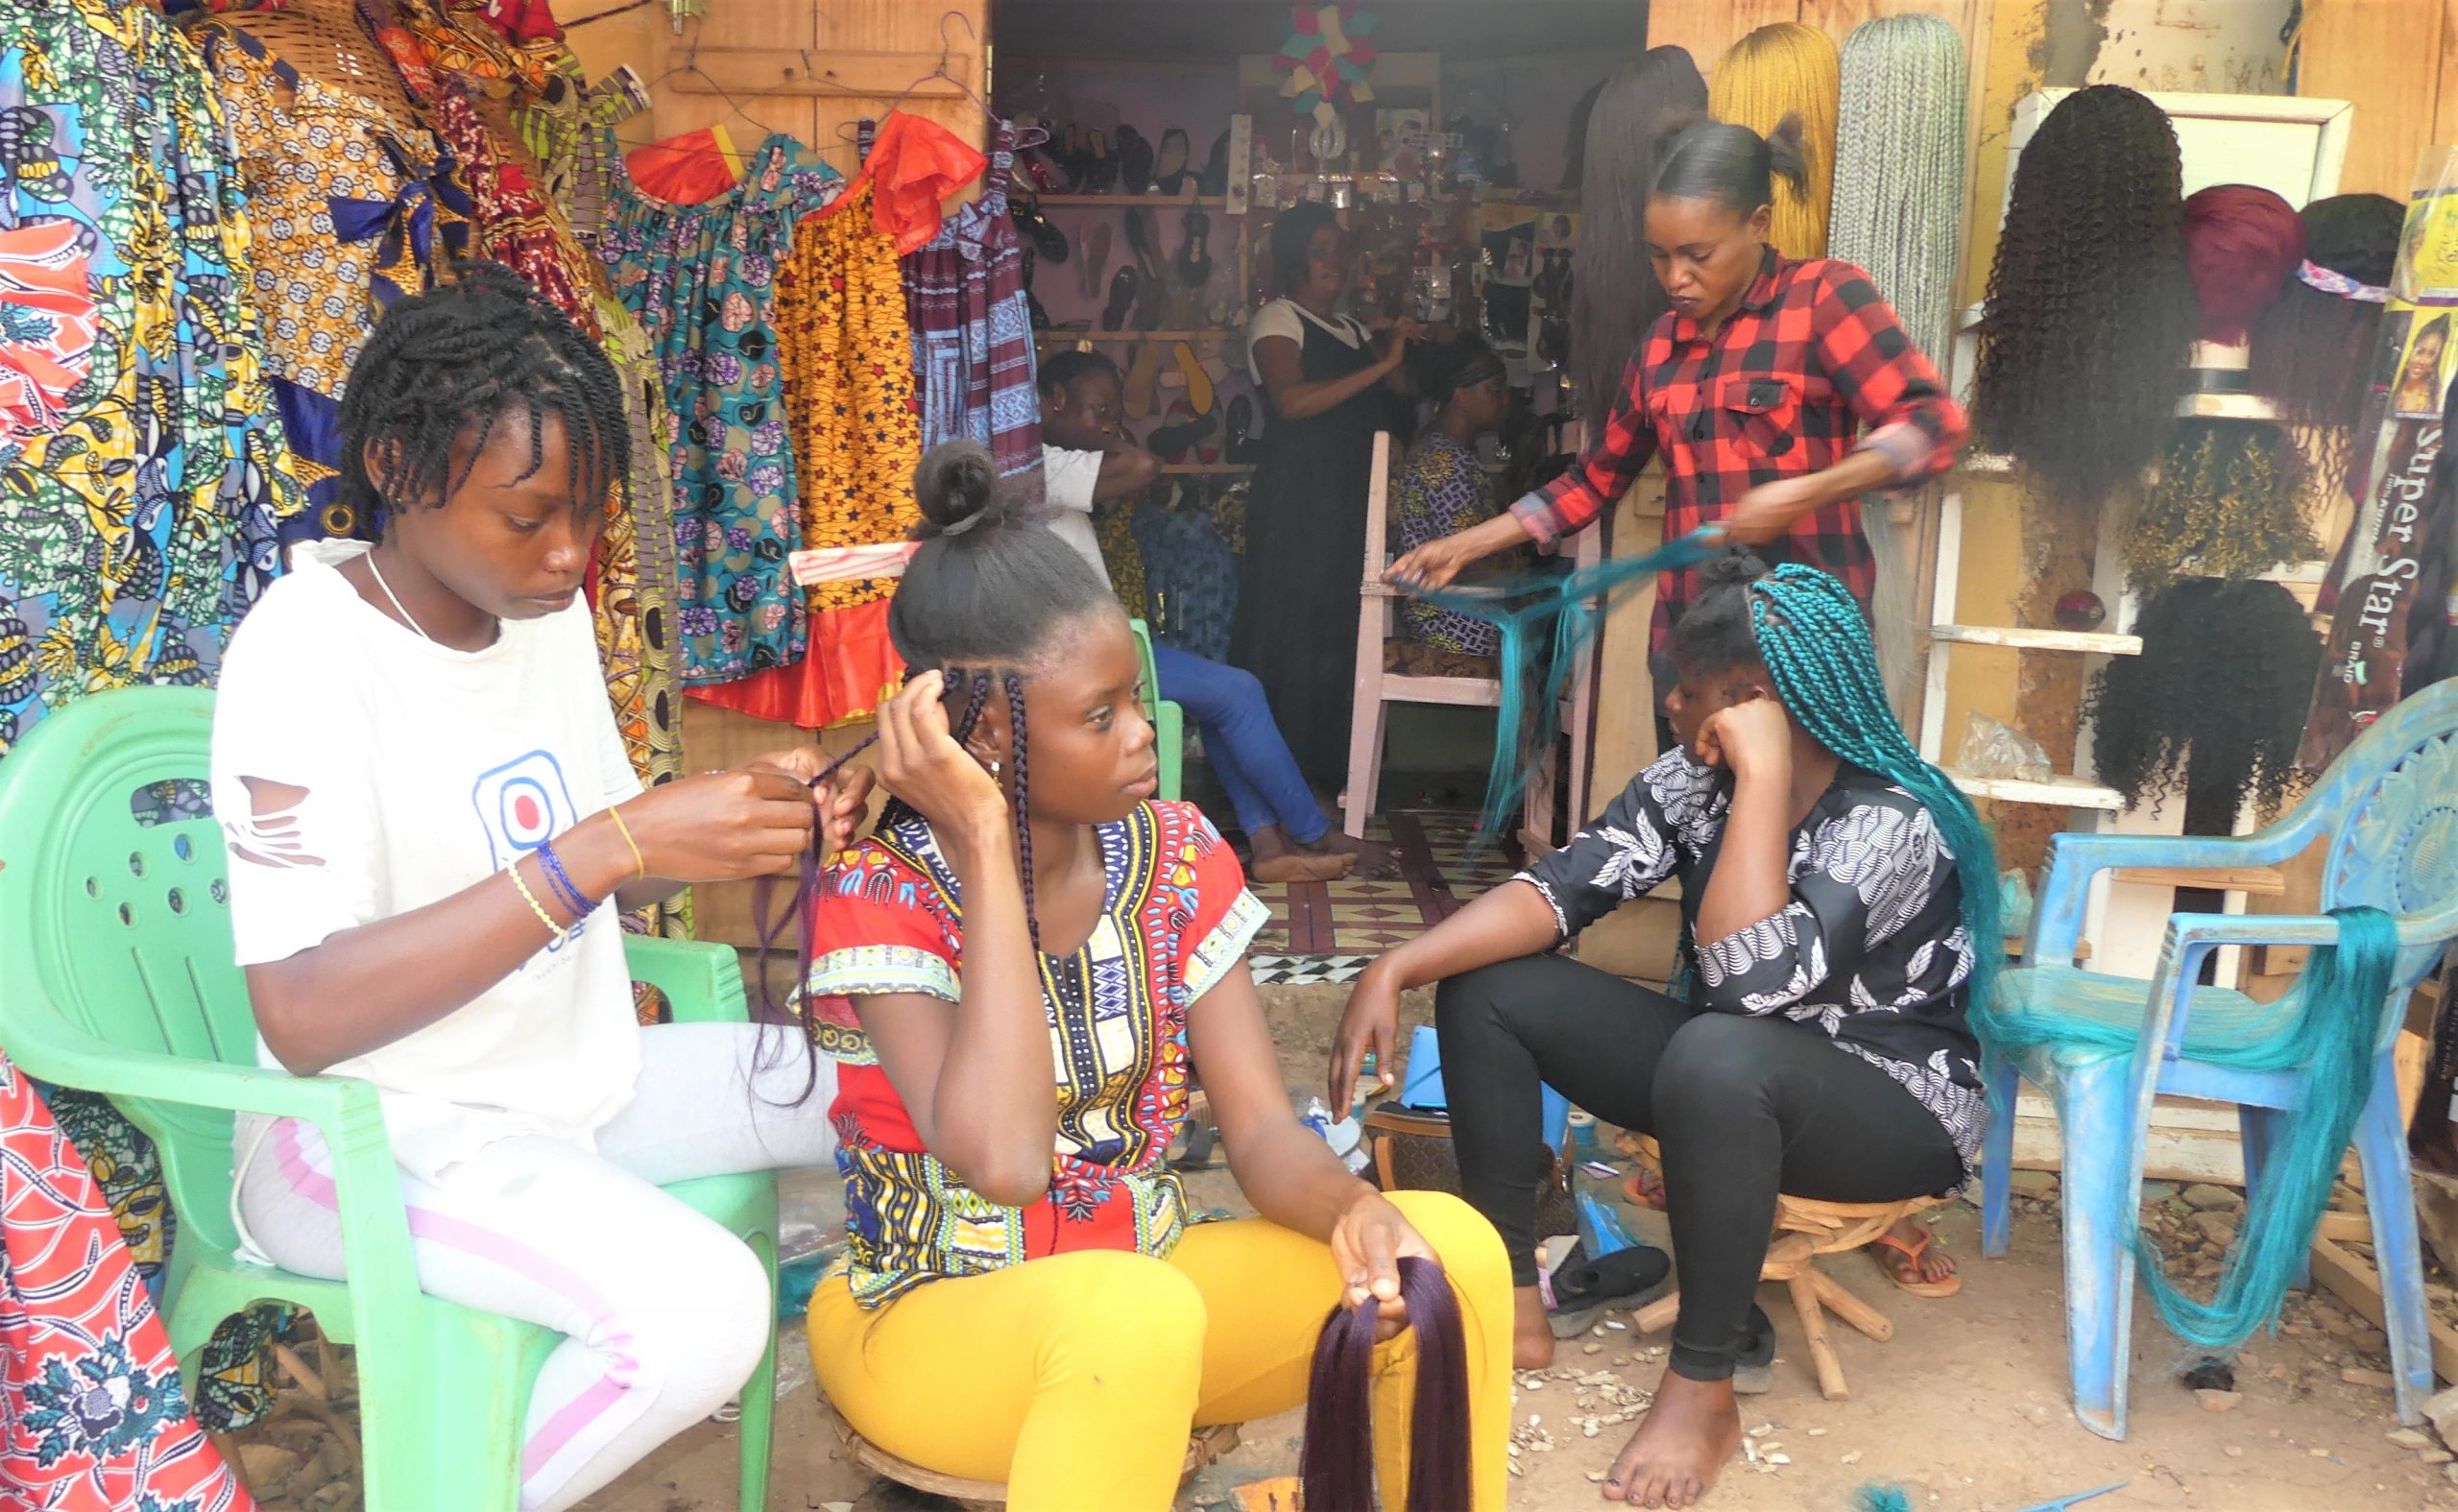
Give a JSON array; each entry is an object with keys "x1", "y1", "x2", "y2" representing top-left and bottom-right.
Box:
[{"x1": 1331, "y1": 556, "x2": 2000, "y2": 1510}]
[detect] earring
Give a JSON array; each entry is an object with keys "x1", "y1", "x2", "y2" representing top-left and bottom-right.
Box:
[{"x1": 990, "y1": 760, "x2": 1002, "y2": 778}]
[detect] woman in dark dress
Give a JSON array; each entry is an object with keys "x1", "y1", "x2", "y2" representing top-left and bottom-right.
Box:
[{"x1": 1234, "y1": 204, "x2": 1415, "y2": 805}]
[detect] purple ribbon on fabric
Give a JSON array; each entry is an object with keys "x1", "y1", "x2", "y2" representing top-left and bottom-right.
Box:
[{"x1": 2295, "y1": 258, "x2": 2390, "y2": 305}]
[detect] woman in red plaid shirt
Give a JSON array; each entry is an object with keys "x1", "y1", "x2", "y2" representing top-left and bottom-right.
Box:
[{"x1": 1392, "y1": 118, "x2": 1967, "y2": 675}]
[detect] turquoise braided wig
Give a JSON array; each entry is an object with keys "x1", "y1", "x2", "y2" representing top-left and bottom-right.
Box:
[
  {"x1": 1408, "y1": 528, "x2": 1724, "y2": 845},
  {"x1": 1745, "y1": 563, "x2": 2004, "y2": 1021}
]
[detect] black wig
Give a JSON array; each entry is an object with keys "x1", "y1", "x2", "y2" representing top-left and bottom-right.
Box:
[
  {"x1": 1972, "y1": 85, "x2": 2194, "y2": 504},
  {"x1": 1566, "y1": 46, "x2": 1709, "y2": 421},
  {"x1": 2085, "y1": 577, "x2": 2322, "y2": 824},
  {"x1": 2250, "y1": 193, "x2": 2405, "y2": 499}
]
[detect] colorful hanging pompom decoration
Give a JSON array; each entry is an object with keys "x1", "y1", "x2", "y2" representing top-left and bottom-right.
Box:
[{"x1": 1277, "y1": 6, "x2": 1379, "y2": 129}]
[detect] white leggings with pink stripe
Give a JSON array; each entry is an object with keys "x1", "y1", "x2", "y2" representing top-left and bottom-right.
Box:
[{"x1": 232, "y1": 1022, "x2": 839, "y2": 1512}]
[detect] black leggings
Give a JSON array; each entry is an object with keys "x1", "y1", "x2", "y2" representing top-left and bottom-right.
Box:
[{"x1": 1434, "y1": 953, "x2": 1964, "y2": 1381}]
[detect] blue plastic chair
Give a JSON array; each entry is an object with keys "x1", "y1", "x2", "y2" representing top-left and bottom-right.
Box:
[
  {"x1": 1980, "y1": 678, "x2": 2458, "y2": 1439},
  {"x1": 0, "y1": 687, "x2": 778, "y2": 1511}
]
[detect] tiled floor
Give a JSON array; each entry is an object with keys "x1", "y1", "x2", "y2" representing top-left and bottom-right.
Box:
[{"x1": 1245, "y1": 811, "x2": 1520, "y2": 983}]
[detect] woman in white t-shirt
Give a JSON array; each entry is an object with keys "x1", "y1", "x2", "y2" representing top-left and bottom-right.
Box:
[{"x1": 212, "y1": 267, "x2": 867, "y2": 1512}]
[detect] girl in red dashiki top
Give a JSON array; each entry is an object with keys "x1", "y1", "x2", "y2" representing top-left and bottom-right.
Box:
[{"x1": 800, "y1": 442, "x2": 1511, "y2": 1511}]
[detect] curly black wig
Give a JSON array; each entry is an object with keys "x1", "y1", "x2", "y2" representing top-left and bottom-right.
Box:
[
  {"x1": 2249, "y1": 193, "x2": 2405, "y2": 501},
  {"x1": 1972, "y1": 85, "x2": 2194, "y2": 504},
  {"x1": 2085, "y1": 577, "x2": 2322, "y2": 823}
]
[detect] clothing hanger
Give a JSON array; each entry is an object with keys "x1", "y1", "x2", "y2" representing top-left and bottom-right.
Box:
[
  {"x1": 641, "y1": 44, "x2": 781, "y2": 140},
  {"x1": 884, "y1": 9, "x2": 1045, "y2": 149}
]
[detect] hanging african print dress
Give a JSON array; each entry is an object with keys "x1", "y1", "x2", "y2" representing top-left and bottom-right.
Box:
[
  {"x1": 597, "y1": 132, "x2": 841, "y2": 684},
  {"x1": 0, "y1": 0, "x2": 302, "y2": 756},
  {"x1": 901, "y1": 120, "x2": 1044, "y2": 496},
  {"x1": 186, "y1": 16, "x2": 473, "y2": 545},
  {"x1": 0, "y1": 1056, "x2": 251, "y2": 1510},
  {"x1": 694, "y1": 175, "x2": 923, "y2": 729}
]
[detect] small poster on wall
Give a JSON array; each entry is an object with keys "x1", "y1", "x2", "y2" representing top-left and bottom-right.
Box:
[{"x1": 2302, "y1": 147, "x2": 2458, "y2": 767}]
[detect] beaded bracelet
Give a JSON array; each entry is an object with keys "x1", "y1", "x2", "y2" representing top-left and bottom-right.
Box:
[
  {"x1": 506, "y1": 861, "x2": 567, "y2": 943},
  {"x1": 536, "y1": 839, "x2": 595, "y2": 923}
]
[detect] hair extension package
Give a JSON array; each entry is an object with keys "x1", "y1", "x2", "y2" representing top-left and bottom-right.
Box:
[{"x1": 2303, "y1": 147, "x2": 2458, "y2": 769}]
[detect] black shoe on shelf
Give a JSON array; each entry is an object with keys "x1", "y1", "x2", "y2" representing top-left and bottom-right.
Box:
[
  {"x1": 1122, "y1": 205, "x2": 1164, "y2": 280},
  {"x1": 1196, "y1": 128, "x2": 1231, "y2": 196},
  {"x1": 1223, "y1": 394, "x2": 1257, "y2": 462},
  {"x1": 1174, "y1": 209, "x2": 1213, "y2": 289},
  {"x1": 1116, "y1": 125, "x2": 1154, "y2": 196},
  {"x1": 1101, "y1": 265, "x2": 1141, "y2": 332}
]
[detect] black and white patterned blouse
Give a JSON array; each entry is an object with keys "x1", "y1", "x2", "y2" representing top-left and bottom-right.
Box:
[{"x1": 1518, "y1": 749, "x2": 1987, "y2": 1188}]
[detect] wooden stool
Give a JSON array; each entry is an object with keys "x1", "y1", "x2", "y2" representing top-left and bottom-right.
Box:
[
  {"x1": 847, "y1": 1423, "x2": 1241, "y2": 1510},
  {"x1": 1618, "y1": 1133, "x2": 1950, "y2": 1401}
]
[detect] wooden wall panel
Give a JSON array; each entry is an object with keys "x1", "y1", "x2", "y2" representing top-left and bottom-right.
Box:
[
  {"x1": 2296, "y1": 0, "x2": 2450, "y2": 201},
  {"x1": 646, "y1": 0, "x2": 992, "y2": 159},
  {"x1": 1647, "y1": 0, "x2": 1797, "y2": 68}
]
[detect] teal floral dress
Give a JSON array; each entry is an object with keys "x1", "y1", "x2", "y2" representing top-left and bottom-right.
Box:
[
  {"x1": 0, "y1": 0, "x2": 303, "y2": 757},
  {"x1": 2, "y1": 0, "x2": 297, "y2": 1435},
  {"x1": 597, "y1": 133, "x2": 841, "y2": 684}
]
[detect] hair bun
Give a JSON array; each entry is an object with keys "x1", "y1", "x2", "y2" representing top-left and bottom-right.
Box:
[
  {"x1": 1763, "y1": 113, "x2": 1811, "y2": 193},
  {"x1": 910, "y1": 441, "x2": 1004, "y2": 540},
  {"x1": 1695, "y1": 550, "x2": 1771, "y2": 589}
]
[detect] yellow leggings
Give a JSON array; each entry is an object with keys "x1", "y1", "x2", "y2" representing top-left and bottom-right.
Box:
[{"x1": 807, "y1": 1189, "x2": 1512, "y2": 1512}]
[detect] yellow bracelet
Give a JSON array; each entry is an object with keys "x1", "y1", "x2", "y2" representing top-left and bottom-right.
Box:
[
  {"x1": 506, "y1": 860, "x2": 566, "y2": 940},
  {"x1": 607, "y1": 804, "x2": 648, "y2": 880}
]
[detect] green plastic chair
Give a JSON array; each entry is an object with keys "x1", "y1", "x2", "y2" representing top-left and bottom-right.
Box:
[
  {"x1": 0, "y1": 686, "x2": 777, "y2": 1512},
  {"x1": 1130, "y1": 617, "x2": 1185, "y2": 802}
]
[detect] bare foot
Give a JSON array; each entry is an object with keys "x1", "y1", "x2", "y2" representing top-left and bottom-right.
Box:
[
  {"x1": 1249, "y1": 825, "x2": 1356, "y2": 883},
  {"x1": 1302, "y1": 829, "x2": 1400, "y2": 879},
  {"x1": 1512, "y1": 1284, "x2": 1555, "y2": 1370},
  {"x1": 1603, "y1": 1370, "x2": 1741, "y2": 1507},
  {"x1": 1873, "y1": 1215, "x2": 1959, "y2": 1293}
]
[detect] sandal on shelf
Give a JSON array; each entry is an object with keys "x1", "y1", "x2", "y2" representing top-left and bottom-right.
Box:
[
  {"x1": 1540, "y1": 1240, "x2": 1671, "y2": 1338},
  {"x1": 1871, "y1": 1228, "x2": 1962, "y2": 1298},
  {"x1": 1170, "y1": 339, "x2": 1214, "y2": 415},
  {"x1": 1123, "y1": 336, "x2": 1167, "y2": 420},
  {"x1": 1152, "y1": 126, "x2": 1191, "y2": 194},
  {"x1": 1079, "y1": 221, "x2": 1113, "y2": 300},
  {"x1": 1148, "y1": 398, "x2": 1217, "y2": 464}
]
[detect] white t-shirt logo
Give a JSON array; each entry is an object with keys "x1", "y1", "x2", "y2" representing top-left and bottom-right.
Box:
[{"x1": 472, "y1": 750, "x2": 580, "y2": 872}]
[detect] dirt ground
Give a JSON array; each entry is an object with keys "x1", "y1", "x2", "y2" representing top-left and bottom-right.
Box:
[{"x1": 242, "y1": 982, "x2": 2458, "y2": 1512}]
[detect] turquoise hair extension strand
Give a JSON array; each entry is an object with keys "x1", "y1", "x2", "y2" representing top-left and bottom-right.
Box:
[
  {"x1": 1405, "y1": 527, "x2": 1725, "y2": 845},
  {"x1": 1976, "y1": 904, "x2": 2395, "y2": 1352},
  {"x1": 1744, "y1": 563, "x2": 2005, "y2": 1036}
]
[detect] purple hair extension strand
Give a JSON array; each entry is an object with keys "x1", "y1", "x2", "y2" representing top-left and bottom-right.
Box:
[{"x1": 1300, "y1": 1255, "x2": 1474, "y2": 1512}]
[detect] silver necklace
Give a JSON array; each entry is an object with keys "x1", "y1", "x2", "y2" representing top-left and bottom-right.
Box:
[{"x1": 365, "y1": 551, "x2": 433, "y2": 643}]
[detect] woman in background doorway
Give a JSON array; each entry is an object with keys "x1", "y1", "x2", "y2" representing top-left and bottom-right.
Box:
[{"x1": 1235, "y1": 202, "x2": 1414, "y2": 797}]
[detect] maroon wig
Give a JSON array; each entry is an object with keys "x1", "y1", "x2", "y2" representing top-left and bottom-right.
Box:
[{"x1": 2182, "y1": 184, "x2": 2307, "y2": 346}]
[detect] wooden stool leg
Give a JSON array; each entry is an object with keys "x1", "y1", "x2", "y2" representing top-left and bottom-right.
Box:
[
  {"x1": 1632, "y1": 1289, "x2": 1680, "y2": 1336},
  {"x1": 1808, "y1": 1266, "x2": 1894, "y2": 1343},
  {"x1": 1788, "y1": 1273, "x2": 1848, "y2": 1402}
]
